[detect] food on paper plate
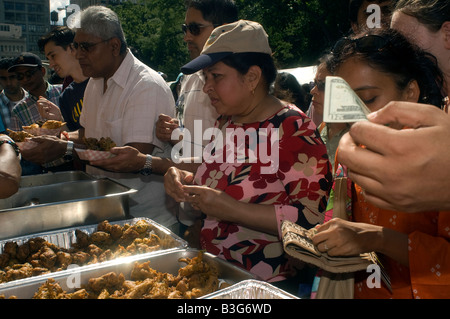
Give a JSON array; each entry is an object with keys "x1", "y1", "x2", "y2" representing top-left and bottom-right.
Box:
[
  {"x1": 83, "y1": 137, "x2": 116, "y2": 151},
  {"x1": 22, "y1": 120, "x2": 66, "y2": 136}
]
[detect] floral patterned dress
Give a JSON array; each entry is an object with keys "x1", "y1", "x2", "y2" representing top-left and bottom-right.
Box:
[{"x1": 194, "y1": 104, "x2": 332, "y2": 282}]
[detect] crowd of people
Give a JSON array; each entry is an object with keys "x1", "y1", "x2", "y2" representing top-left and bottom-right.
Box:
[{"x1": 0, "y1": 0, "x2": 449, "y2": 299}]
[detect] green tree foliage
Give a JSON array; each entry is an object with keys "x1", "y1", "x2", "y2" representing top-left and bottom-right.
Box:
[{"x1": 111, "y1": 0, "x2": 350, "y2": 80}]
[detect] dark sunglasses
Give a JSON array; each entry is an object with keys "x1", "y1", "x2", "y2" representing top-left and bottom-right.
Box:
[
  {"x1": 333, "y1": 34, "x2": 390, "y2": 54},
  {"x1": 15, "y1": 68, "x2": 39, "y2": 81},
  {"x1": 182, "y1": 23, "x2": 218, "y2": 36},
  {"x1": 72, "y1": 38, "x2": 111, "y2": 53}
]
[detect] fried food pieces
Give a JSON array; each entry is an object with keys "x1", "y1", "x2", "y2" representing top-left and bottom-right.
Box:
[
  {"x1": 0, "y1": 220, "x2": 177, "y2": 284},
  {"x1": 22, "y1": 120, "x2": 65, "y2": 130},
  {"x1": 6, "y1": 129, "x2": 34, "y2": 142},
  {"x1": 83, "y1": 137, "x2": 116, "y2": 151},
  {"x1": 31, "y1": 251, "x2": 220, "y2": 299}
]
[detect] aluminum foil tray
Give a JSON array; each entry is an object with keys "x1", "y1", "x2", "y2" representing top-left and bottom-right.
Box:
[
  {"x1": 0, "y1": 178, "x2": 137, "y2": 239},
  {"x1": 0, "y1": 249, "x2": 254, "y2": 299},
  {"x1": 0, "y1": 218, "x2": 188, "y2": 288},
  {"x1": 202, "y1": 279, "x2": 299, "y2": 299}
]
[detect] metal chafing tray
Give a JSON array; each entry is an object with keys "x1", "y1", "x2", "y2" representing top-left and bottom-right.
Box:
[
  {"x1": 19, "y1": 171, "x2": 95, "y2": 188},
  {"x1": 0, "y1": 218, "x2": 188, "y2": 288},
  {"x1": 0, "y1": 178, "x2": 137, "y2": 239},
  {"x1": 202, "y1": 279, "x2": 299, "y2": 299},
  {"x1": 0, "y1": 249, "x2": 254, "y2": 299}
]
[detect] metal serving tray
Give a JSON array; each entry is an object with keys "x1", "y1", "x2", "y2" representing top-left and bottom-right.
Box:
[
  {"x1": 202, "y1": 279, "x2": 299, "y2": 299},
  {"x1": 0, "y1": 178, "x2": 137, "y2": 240},
  {"x1": 0, "y1": 250, "x2": 254, "y2": 299},
  {"x1": 0, "y1": 218, "x2": 188, "y2": 288},
  {"x1": 19, "y1": 171, "x2": 95, "y2": 188}
]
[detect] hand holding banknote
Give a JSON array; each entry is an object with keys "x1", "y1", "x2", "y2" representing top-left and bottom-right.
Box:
[{"x1": 323, "y1": 76, "x2": 371, "y2": 123}]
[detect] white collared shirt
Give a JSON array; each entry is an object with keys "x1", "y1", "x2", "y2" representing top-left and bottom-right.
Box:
[{"x1": 80, "y1": 50, "x2": 177, "y2": 226}]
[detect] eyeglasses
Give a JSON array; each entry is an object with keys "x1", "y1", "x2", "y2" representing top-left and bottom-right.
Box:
[
  {"x1": 182, "y1": 23, "x2": 218, "y2": 36},
  {"x1": 312, "y1": 80, "x2": 325, "y2": 92},
  {"x1": 15, "y1": 68, "x2": 39, "y2": 81},
  {"x1": 72, "y1": 39, "x2": 111, "y2": 53},
  {"x1": 333, "y1": 34, "x2": 390, "y2": 55}
]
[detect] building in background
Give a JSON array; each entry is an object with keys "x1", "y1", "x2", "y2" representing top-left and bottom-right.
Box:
[
  {"x1": 0, "y1": 0, "x2": 51, "y2": 59},
  {"x1": 70, "y1": 0, "x2": 136, "y2": 10}
]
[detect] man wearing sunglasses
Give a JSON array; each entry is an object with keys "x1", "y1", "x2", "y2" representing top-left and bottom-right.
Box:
[
  {"x1": 0, "y1": 58, "x2": 27, "y2": 132},
  {"x1": 8, "y1": 53, "x2": 62, "y2": 132},
  {"x1": 156, "y1": 0, "x2": 238, "y2": 149}
]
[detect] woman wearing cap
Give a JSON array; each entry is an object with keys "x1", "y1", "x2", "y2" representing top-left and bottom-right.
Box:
[{"x1": 165, "y1": 20, "x2": 332, "y2": 290}]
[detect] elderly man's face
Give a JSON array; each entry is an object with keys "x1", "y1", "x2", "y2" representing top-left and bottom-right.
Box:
[{"x1": 73, "y1": 29, "x2": 115, "y2": 79}]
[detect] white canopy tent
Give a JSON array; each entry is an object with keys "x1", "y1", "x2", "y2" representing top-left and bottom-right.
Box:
[{"x1": 280, "y1": 65, "x2": 317, "y2": 86}]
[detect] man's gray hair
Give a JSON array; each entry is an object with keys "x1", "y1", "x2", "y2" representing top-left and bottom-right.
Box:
[{"x1": 75, "y1": 6, "x2": 127, "y2": 54}]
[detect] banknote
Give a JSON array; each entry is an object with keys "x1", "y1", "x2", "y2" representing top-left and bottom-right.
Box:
[{"x1": 323, "y1": 76, "x2": 372, "y2": 123}]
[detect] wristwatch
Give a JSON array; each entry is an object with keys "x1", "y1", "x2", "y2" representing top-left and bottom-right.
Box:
[
  {"x1": 0, "y1": 139, "x2": 21, "y2": 158},
  {"x1": 140, "y1": 154, "x2": 152, "y2": 175},
  {"x1": 63, "y1": 140, "x2": 74, "y2": 161}
]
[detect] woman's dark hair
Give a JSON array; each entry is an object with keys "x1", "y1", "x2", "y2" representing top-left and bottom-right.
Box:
[
  {"x1": 395, "y1": 0, "x2": 449, "y2": 32},
  {"x1": 221, "y1": 52, "x2": 278, "y2": 91},
  {"x1": 329, "y1": 28, "x2": 445, "y2": 108},
  {"x1": 273, "y1": 72, "x2": 309, "y2": 112}
]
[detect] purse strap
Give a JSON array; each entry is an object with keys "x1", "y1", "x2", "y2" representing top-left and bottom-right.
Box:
[{"x1": 332, "y1": 177, "x2": 349, "y2": 221}]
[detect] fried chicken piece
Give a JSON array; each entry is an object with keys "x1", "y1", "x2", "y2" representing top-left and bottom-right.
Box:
[
  {"x1": 130, "y1": 261, "x2": 158, "y2": 281},
  {"x1": 39, "y1": 247, "x2": 57, "y2": 269},
  {"x1": 27, "y1": 237, "x2": 47, "y2": 253},
  {"x1": 3, "y1": 242, "x2": 18, "y2": 259},
  {"x1": 33, "y1": 278, "x2": 65, "y2": 299},
  {"x1": 90, "y1": 231, "x2": 112, "y2": 246},
  {"x1": 67, "y1": 289, "x2": 89, "y2": 299},
  {"x1": 0, "y1": 253, "x2": 9, "y2": 268},
  {"x1": 88, "y1": 272, "x2": 125, "y2": 294},
  {"x1": 109, "y1": 224, "x2": 123, "y2": 240},
  {"x1": 98, "y1": 249, "x2": 113, "y2": 262},
  {"x1": 16, "y1": 243, "x2": 30, "y2": 262},
  {"x1": 74, "y1": 230, "x2": 90, "y2": 248},
  {"x1": 7, "y1": 129, "x2": 34, "y2": 142},
  {"x1": 71, "y1": 251, "x2": 91, "y2": 265},
  {"x1": 56, "y1": 251, "x2": 72, "y2": 269},
  {"x1": 134, "y1": 220, "x2": 150, "y2": 234},
  {"x1": 86, "y1": 244, "x2": 103, "y2": 257},
  {"x1": 119, "y1": 227, "x2": 140, "y2": 246},
  {"x1": 41, "y1": 120, "x2": 65, "y2": 129},
  {"x1": 96, "y1": 220, "x2": 112, "y2": 233}
]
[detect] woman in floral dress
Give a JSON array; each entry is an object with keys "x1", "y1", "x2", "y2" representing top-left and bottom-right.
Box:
[{"x1": 164, "y1": 20, "x2": 332, "y2": 287}]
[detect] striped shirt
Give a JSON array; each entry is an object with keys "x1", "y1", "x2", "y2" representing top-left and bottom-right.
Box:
[
  {"x1": 0, "y1": 88, "x2": 27, "y2": 130},
  {"x1": 10, "y1": 83, "x2": 62, "y2": 131}
]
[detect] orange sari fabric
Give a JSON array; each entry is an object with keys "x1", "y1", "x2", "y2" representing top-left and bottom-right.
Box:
[{"x1": 352, "y1": 184, "x2": 450, "y2": 299}]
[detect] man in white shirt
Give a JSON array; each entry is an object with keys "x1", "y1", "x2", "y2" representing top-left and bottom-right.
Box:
[
  {"x1": 89, "y1": 1, "x2": 239, "y2": 235},
  {"x1": 66, "y1": 6, "x2": 178, "y2": 227}
]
